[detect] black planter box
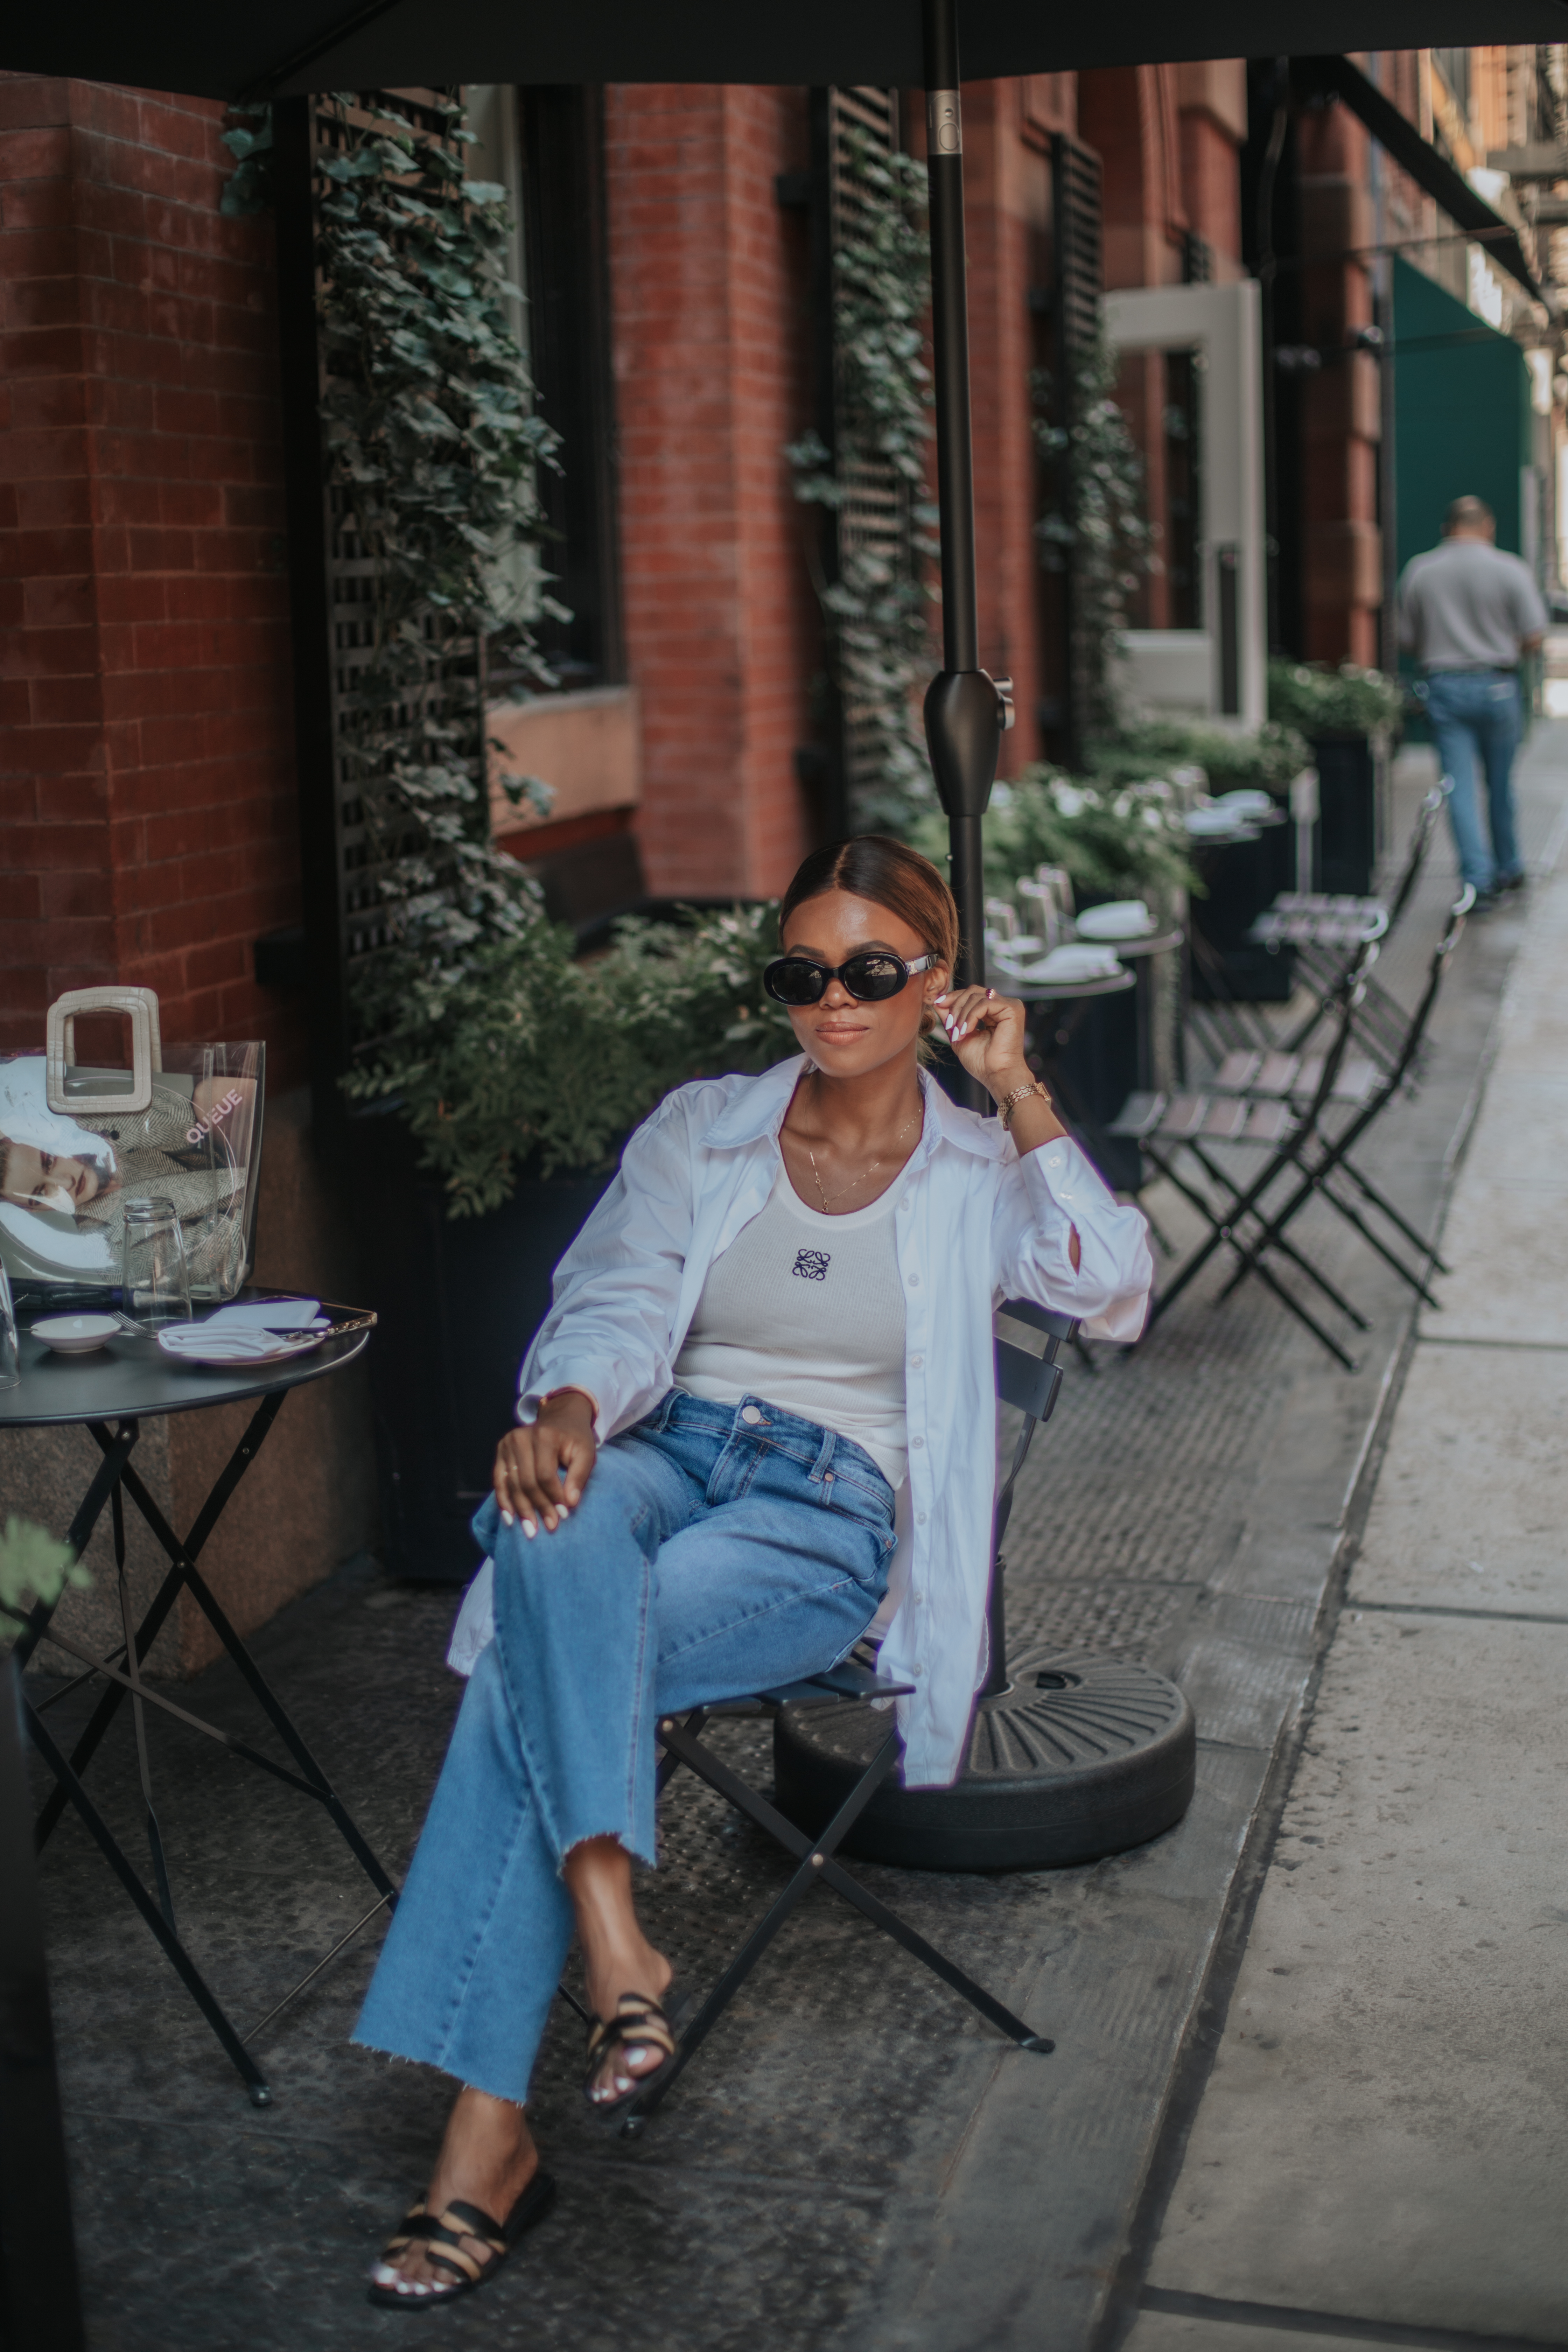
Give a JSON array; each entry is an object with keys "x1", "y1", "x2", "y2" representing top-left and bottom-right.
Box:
[
  {"x1": 1188, "y1": 815, "x2": 1296, "y2": 1003},
  {"x1": 1311, "y1": 730, "x2": 1377, "y2": 897},
  {"x1": 356, "y1": 1107, "x2": 613, "y2": 1581}
]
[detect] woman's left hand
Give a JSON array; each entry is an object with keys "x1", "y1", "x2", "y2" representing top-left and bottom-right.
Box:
[{"x1": 934, "y1": 986, "x2": 1032, "y2": 1100}]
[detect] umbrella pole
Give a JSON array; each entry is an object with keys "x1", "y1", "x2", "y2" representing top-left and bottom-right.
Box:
[
  {"x1": 920, "y1": 0, "x2": 1009, "y2": 1046},
  {"x1": 780, "y1": 18, "x2": 1195, "y2": 1877}
]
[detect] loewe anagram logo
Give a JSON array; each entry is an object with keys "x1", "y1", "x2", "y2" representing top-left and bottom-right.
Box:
[{"x1": 792, "y1": 1248, "x2": 831, "y2": 1281}]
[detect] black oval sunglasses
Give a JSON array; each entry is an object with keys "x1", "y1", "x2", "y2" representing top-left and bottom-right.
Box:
[{"x1": 762, "y1": 950, "x2": 935, "y2": 1007}]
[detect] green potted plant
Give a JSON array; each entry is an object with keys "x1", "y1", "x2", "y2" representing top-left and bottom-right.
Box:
[
  {"x1": 910, "y1": 765, "x2": 1197, "y2": 923},
  {"x1": 345, "y1": 906, "x2": 797, "y2": 1576},
  {"x1": 1268, "y1": 660, "x2": 1405, "y2": 896}
]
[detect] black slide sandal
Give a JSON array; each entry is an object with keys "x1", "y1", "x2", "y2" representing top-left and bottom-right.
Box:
[
  {"x1": 582, "y1": 1989, "x2": 682, "y2": 2119},
  {"x1": 366, "y1": 2172, "x2": 556, "y2": 2308}
]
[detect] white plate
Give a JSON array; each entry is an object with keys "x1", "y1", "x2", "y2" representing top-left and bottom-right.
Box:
[
  {"x1": 33, "y1": 1312, "x2": 121, "y2": 1354},
  {"x1": 1075, "y1": 900, "x2": 1154, "y2": 941},
  {"x1": 156, "y1": 1328, "x2": 328, "y2": 1369}
]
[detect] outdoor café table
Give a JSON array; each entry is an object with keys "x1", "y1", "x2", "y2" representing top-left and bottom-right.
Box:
[
  {"x1": 0, "y1": 1296, "x2": 392, "y2": 2106},
  {"x1": 1013, "y1": 927, "x2": 1182, "y2": 1107},
  {"x1": 1012, "y1": 962, "x2": 1137, "y2": 1108},
  {"x1": 1086, "y1": 927, "x2": 1184, "y2": 1092}
]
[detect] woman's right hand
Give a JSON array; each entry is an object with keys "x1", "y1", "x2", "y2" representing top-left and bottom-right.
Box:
[{"x1": 492, "y1": 1390, "x2": 598, "y2": 1537}]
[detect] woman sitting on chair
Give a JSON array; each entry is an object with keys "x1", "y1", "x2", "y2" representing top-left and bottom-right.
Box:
[{"x1": 357, "y1": 833, "x2": 1152, "y2": 2308}]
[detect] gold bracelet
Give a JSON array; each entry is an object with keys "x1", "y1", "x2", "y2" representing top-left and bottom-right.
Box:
[{"x1": 998, "y1": 1079, "x2": 1049, "y2": 1128}]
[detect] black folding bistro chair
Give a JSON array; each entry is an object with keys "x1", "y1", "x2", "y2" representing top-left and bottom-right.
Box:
[
  {"x1": 1253, "y1": 782, "x2": 1448, "y2": 1069},
  {"x1": 1115, "y1": 891, "x2": 1472, "y2": 1368},
  {"x1": 603, "y1": 1301, "x2": 1076, "y2": 2137},
  {"x1": 1114, "y1": 922, "x2": 1386, "y2": 1366}
]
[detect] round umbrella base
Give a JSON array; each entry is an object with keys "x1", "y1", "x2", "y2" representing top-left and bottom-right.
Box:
[{"x1": 773, "y1": 1646, "x2": 1195, "y2": 1874}]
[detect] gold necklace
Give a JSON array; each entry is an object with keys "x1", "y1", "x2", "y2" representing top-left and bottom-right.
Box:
[{"x1": 805, "y1": 1107, "x2": 920, "y2": 1213}]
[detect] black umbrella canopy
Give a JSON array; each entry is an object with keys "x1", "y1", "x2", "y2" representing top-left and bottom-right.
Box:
[
  {"x1": 9, "y1": 0, "x2": 1566, "y2": 108},
  {"x1": 13, "y1": 0, "x2": 1559, "y2": 1001}
]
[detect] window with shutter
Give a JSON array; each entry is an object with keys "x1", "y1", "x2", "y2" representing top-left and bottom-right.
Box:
[
  {"x1": 804, "y1": 86, "x2": 925, "y2": 835},
  {"x1": 1050, "y1": 132, "x2": 1105, "y2": 766},
  {"x1": 275, "y1": 88, "x2": 618, "y2": 1143}
]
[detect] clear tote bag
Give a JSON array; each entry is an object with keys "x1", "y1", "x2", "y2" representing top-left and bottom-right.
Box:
[{"x1": 0, "y1": 987, "x2": 265, "y2": 1310}]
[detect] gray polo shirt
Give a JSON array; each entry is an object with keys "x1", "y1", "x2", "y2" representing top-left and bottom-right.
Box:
[{"x1": 1396, "y1": 537, "x2": 1547, "y2": 671}]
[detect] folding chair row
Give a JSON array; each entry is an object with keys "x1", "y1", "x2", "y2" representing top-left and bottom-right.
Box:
[
  {"x1": 1262, "y1": 785, "x2": 1448, "y2": 1070},
  {"x1": 1119, "y1": 1039, "x2": 1383, "y2": 1139},
  {"x1": 1125, "y1": 892, "x2": 1470, "y2": 1368},
  {"x1": 605, "y1": 1301, "x2": 1079, "y2": 2136},
  {"x1": 1254, "y1": 904, "x2": 1385, "y2": 948}
]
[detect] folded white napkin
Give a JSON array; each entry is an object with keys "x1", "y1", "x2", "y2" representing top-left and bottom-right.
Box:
[
  {"x1": 157, "y1": 1299, "x2": 328, "y2": 1360},
  {"x1": 201, "y1": 1297, "x2": 324, "y2": 1331}
]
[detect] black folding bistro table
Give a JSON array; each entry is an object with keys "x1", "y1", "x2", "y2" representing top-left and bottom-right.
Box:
[{"x1": 0, "y1": 1301, "x2": 394, "y2": 2106}]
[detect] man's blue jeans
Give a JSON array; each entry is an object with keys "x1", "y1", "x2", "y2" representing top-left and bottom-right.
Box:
[
  {"x1": 354, "y1": 1391, "x2": 895, "y2": 2103},
  {"x1": 1424, "y1": 668, "x2": 1523, "y2": 892}
]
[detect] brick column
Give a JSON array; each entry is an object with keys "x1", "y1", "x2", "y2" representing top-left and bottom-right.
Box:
[
  {"x1": 1296, "y1": 104, "x2": 1382, "y2": 666},
  {"x1": 1176, "y1": 61, "x2": 1248, "y2": 271},
  {"x1": 954, "y1": 78, "x2": 1056, "y2": 777},
  {"x1": 605, "y1": 84, "x2": 819, "y2": 897},
  {"x1": 0, "y1": 76, "x2": 303, "y2": 1079}
]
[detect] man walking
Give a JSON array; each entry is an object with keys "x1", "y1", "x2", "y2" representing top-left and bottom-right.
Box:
[{"x1": 1398, "y1": 495, "x2": 1547, "y2": 903}]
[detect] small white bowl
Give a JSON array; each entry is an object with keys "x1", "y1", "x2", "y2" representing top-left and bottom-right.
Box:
[{"x1": 32, "y1": 1313, "x2": 120, "y2": 1355}]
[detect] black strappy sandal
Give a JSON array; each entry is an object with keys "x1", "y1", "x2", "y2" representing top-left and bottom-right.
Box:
[
  {"x1": 582, "y1": 1989, "x2": 682, "y2": 2119},
  {"x1": 366, "y1": 2172, "x2": 556, "y2": 2309}
]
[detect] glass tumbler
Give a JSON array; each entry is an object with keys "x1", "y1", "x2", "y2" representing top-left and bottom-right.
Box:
[
  {"x1": 122, "y1": 1196, "x2": 191, "y2": 1328},
  {"x1": 0, "y1": 1258, "x2": 20, "y2": 1390}
]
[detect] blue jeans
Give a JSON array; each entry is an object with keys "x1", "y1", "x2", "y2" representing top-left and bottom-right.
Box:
[
  {"x1": 1423, "y1": 669, "x2": 1523, "y2": 892},
  {"x1": 354, "y1": 1391, "x2": 895, "y2": 2102}
]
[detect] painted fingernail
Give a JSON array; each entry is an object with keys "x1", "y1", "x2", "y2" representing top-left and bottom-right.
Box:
[
  {"x1": 501, "y1": 1508, "x2": 514, "y2": 1526},
  {"x1": 523, "y1": 1518, "x2": 537, "y2": 1539}
]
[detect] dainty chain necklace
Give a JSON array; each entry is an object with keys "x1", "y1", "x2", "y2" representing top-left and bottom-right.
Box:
[{"x1": 804, "y1": 1107, "x2": 920, "y2": 1213}]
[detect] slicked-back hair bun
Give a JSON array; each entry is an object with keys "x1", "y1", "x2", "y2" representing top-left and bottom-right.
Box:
[{"x1": 779, "y1": 835, "x2": 960, "y2": 1037}]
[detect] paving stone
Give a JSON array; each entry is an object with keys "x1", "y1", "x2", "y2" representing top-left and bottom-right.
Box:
[
  {"x1": 1351, "y1": 1342, "x2": 1568, "y2": 1616},
  {"x1": 1142, "y1": 1611, "x2": 1568, "y2": 2342},
  {"x1": 1123, "y1": 2312, "x2": 1351, "y2": 2352}
]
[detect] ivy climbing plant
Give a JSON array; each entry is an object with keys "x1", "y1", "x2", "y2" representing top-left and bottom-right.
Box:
[
  {"x1": 786, "y1": 127, "x2": 937, "y2": 832},
  {"x1": 1034, "y1": 334, "x2": 1154, "y2": 743},
  {"x1": 309, "y1": 93, "x2": 565, "y2": 1037}
]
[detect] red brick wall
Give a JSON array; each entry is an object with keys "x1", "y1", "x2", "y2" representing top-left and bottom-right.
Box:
[
  {"x1": 1080, "y1": 68, "x2": 1185, "y2": 296},
  {"x1": 1296, "y1": 101, "x2": 1382, "y2": 666},
  {"x1": 606, "y1": 83, "x2": 819, "y2": 898},
  {"x1": 0, "y1": 76, "x2": 304, "y2": 1081},
  {"x1": 1178, "y1": 111, "x2": 1243, "y2": 271}
]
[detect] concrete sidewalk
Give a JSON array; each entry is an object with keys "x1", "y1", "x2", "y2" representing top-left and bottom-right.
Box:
[
  {"x1": 22, "y1": 728, "x2": 1566, "y2": 2352},
  {"x1": 1120, "y1": 788, "x2": 1568, "y2": 2347}
]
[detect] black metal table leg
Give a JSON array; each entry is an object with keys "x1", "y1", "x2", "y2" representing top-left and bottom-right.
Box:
[
  {"x1": 23, "y1": 1707, "x2": 272, "y2": 2106},
  {"x1": 31, "y1": 1402, "x2": 284, "y2": 1848},
  {"x1": 9, "y1": 1421, "x2": 138, "y2": 1679},
  {"x1": 16, "y1": 1376, "x2": 393, "y2": 2099},
  {"x1": 113, "y1": 1478, "x2": 176, "y2": 1933}
]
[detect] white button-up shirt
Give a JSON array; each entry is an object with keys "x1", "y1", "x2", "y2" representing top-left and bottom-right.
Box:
[{"x1": 448, "y1": 1055, "x2": 1152, "y2": 1788}]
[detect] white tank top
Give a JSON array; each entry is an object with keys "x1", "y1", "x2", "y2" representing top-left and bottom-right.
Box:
[{"x1": 672, "y1": 1159, "x2": 910, "y2": 1487}]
